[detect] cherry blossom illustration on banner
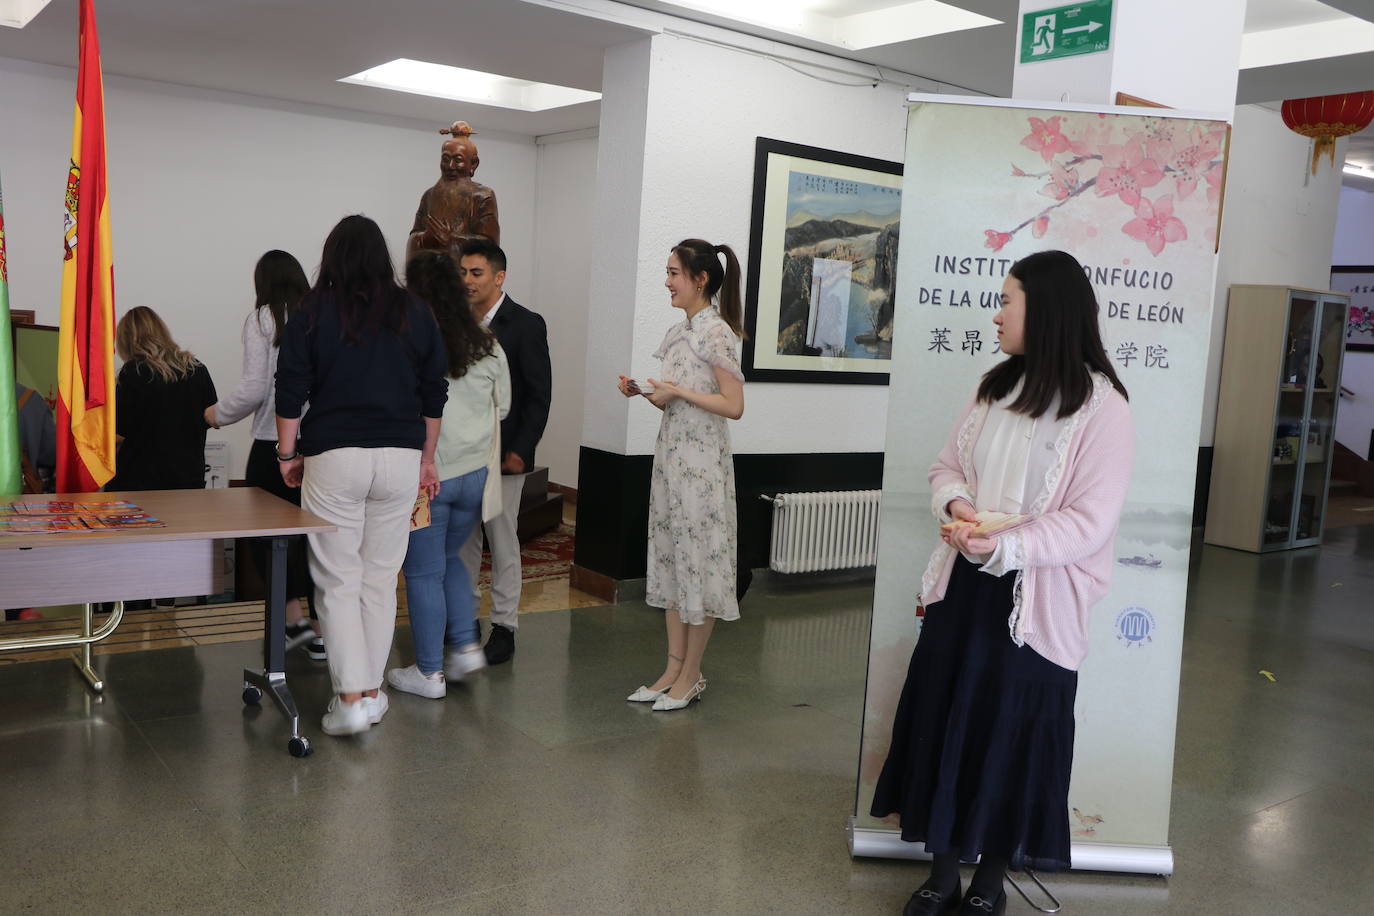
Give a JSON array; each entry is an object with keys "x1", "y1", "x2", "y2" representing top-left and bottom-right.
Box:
[{"x1": 985, "y1": 113, "x2": 1227, "y2": 258}]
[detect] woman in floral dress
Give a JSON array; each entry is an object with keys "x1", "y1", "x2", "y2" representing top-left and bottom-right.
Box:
[{"x1": 618, "y1": 238, "x2": 746, "y2": 711}]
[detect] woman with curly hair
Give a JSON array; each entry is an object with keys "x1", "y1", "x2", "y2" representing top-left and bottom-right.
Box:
[
  {"x1": 108, "y1": 306, "x2": 216, "y2": 491},
  {"x1": 385, "y1": 250, "x2": 510, "y2": 699}
]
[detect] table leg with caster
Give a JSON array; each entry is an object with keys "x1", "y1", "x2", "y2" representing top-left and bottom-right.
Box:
[
  {"x1": 240, "y1": 535, "x2": 312, "y2": 757},
  {"x1": 243, "y1": 668, "x2": 312, "y2": 757}
]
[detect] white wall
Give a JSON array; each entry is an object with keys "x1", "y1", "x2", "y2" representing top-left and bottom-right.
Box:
[
  {"x1": 1333, "y1": 184, "x2": 1374, "y2": 455},
  {"x1": 1334, "y1": 184, "x2": 1374, "y2": 265},
  {"x1": 1200, "y1": 105, "x2": 1347, "y2": 445},
  {"x1": 532, "y1": 131, "x2": 597, "y2": 487},
  {"x1": 0, "y1": 55, "x2": 538, "y2": 477},
  {"x1": 585, "y1": 33, "x2": 926, "y2": 459}
]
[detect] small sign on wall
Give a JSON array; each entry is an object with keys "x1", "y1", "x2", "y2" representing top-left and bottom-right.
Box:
[{"x1": 1020, "y1": 0, "x2": 1112, "y2": 63}]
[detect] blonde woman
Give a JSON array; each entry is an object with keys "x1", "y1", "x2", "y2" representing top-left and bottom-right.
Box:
[{"x1": 109, "y1": 306, "x2": 216, "y2": 491}]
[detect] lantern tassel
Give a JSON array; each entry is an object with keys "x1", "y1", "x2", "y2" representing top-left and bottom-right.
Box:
[{"x1": 1312, "y1": 136, "x2": 1337, "y2": 175}]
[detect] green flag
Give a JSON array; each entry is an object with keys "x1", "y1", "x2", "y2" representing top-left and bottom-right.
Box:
[{"x1": 0, "y1": 174, "x2": 22, "y2": 496}]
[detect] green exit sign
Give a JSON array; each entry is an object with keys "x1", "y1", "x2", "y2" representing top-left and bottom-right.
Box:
[{"x1": 1020, "y1": 0, "x2": 1112, "y2": 63}]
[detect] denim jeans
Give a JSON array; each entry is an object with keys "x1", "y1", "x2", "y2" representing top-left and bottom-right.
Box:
[{"x1": 402, "y1": 467, "x2": 488, "y2": 674}]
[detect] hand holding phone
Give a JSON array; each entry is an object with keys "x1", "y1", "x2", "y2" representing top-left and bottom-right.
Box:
[{"x1": 618, "y1": 375, "x2": 654, "y2": 396}]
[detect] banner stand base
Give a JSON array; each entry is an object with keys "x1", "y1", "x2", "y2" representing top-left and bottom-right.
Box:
[{"x1": 848, "y1": 821, "x2": 1173, "y2": 876}]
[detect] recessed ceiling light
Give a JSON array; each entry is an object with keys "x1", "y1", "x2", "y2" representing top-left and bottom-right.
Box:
[
  {"x1": 1343, "y1": 161, "x2": 1374, "y2": 176},
  {"x1": 662, "y1": 0, "x2": 1000, "y2": 50},
  {"x1": 1241, "y1": 10, "x2": 1374, "y2": 68},
  {"x1": 0, "y1": 0, "x2": 54, "y2": 29},
  {"x1": 340, "y1": 59, "x2": 601, "y2": 112}
]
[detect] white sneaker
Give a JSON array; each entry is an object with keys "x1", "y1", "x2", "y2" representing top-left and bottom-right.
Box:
[
  {"x1": 386, "y1": 665, "x2": 446, "y2": 699},
  {"x1": 365, "y1": 689, "x2": 390, "y2": 724},
  {"x1": 444, "y1": 646, "x2": 487, "y2": 681},
  {"x1": 321, "y1": 697, "x2": 370, "y2": 736}
]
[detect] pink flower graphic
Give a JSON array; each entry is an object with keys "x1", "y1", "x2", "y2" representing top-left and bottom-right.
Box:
[
  {"x1": 1123, "y1": 195, "x2": 1187, "y2": 256},
  {"x1": 1095, "y1": 142, "x2": 1164, "y2": 206},
  {"x1": 1140, "y1": 117, "x2": 1184, "y2": 151},
  {"x1": 1204, "y1": 162, "x2": 1224, "y2": 204},
  {"x1": 984, "y1": 229, "x2": 1013, "y2": 252},
  {"x1": 1069, "y1": 120, "x2": 1113, "y2": 157},
  {"x1": 1039, "y1": 163, "x2": 1080, "y2": 201},
  {"x1": 1021, "y1": 116, "x2": 1071, "y2": 162},
  {"x1": 1349, "y1": 306, "x2": 1373, "y2": 335},
  {"x1": 986, "y1": 112, "x2": 1224, "y2": 253},
  {"x1": 1150, "y1": 128, "x2": 1222, "y2": 199}
]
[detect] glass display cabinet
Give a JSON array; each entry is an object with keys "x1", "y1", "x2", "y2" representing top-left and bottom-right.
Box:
[{"x1": 1205, "y1": 286, "x2": 1350, "y2": 552}]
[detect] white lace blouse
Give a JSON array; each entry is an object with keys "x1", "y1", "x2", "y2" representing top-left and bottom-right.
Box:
[{"x1": 963, "y1": 387, "x2": 1070, "y2": 576}]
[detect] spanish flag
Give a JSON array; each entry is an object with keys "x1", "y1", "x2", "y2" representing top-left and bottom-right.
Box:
[{"x1": 56, "y1": 0, "x2": 116, "y2": 493}]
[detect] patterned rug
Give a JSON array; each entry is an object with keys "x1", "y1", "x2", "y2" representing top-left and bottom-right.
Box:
[{"x1": 478, "y1": 522, "x2": 575, "y2": 586}]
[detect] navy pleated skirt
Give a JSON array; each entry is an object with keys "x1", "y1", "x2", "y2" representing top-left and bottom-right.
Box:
[{"x1": 870, "y1": 554, "x2": 1077, "y2": 872}]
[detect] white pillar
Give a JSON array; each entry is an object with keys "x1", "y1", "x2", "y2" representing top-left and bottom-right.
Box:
[{"x1": 1012, "y1": 0, "x2": 1247, "y2": 116}]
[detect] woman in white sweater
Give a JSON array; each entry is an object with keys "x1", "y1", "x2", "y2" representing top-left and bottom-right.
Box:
[
  {"x1": 206, "y1": 250, "x2": 322, "y2": 657},
  {"x1": 387, "y1": 250, "x2": 510, "y2": 698}
]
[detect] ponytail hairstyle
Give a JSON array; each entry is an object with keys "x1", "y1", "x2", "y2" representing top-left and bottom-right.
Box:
[
  {"x1": 977, "y1": 249, "x2": 1128, "y2": 418},
  {"x1": 670, "y1": 238, "x2": 746, "y2": 338}
]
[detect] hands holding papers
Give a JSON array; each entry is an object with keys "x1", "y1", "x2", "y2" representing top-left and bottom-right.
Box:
[{"x1": 940, "y1": 500, "x2": 1030, "y2": 555}]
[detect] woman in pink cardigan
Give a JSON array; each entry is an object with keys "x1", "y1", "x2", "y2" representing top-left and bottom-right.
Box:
[{"x1": 872, "y1": 250, "x2": 1133, "y2": 916}]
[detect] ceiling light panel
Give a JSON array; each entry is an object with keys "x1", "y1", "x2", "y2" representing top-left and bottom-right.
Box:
[
  {"x1": 660, "y1": 0, "x2": 999, "y2": 49},
  {"x1": 832, "y1": 1, "x2": 1001, "y2": 50},
  {"x1": 340, "y1": 59, "x2": 600, "y2": 112},
  {"x1": 0, "y1": 0, "x2": 53, "y2": 29},
  {"x1": 1241, "y1": 7, "x2": 1374, "y2": 69},
  {"x1": 1243, "y1": 0, "x2": 1348, "y2": 33}
]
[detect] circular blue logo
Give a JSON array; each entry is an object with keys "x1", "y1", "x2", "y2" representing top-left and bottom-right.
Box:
[{"x1": 1115, "y1": 607, "x2": 1155, "y2": 646}]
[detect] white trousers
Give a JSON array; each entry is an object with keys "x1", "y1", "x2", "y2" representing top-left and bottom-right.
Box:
[
  {"x1": 302, "y1": 447, "x2": 419, "y2": 694},
  {"x1": 461, "y1": 471, "x2": 524, "y2": 629}
]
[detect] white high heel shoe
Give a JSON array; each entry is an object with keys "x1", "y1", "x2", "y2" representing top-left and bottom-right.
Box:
[
  {"x1": 652, "y1": 677, "x2": 706, "y2": 711},
  {"x1": 626, "y1": 684, "x2": 670, "y2": 702}
]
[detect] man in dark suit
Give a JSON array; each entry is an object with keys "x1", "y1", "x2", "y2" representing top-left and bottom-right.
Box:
[{"x1": 458, "y1": 239, "x2": 551, "y2": 664}]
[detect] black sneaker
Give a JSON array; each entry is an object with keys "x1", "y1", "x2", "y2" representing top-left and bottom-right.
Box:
[
  {"x1": 284, "y1": 621, "x2": 317, "y2": 652},
  {"x1": 483, "y1": 623, "x2": 515, "y2": 665},
  {"x1": 306, "y1": 637, "x2": 327, "y2": 661}
]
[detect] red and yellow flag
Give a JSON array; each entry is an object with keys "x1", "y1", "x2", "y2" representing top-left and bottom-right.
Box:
[{"x1": 56, "y1": 0, "x2": 116, "y2": 493}]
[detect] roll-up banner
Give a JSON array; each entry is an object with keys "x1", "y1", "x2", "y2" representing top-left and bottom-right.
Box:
[{"x1": 852, "y1": 96, "x2": 1230, "y2": 873}]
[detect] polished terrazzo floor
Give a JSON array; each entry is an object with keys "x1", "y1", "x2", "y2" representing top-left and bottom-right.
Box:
[{"x1": 1, "y1": 527, "x2": 1371, "y2": 914}]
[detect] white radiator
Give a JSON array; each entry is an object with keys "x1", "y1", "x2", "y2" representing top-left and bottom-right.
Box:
[{"x1": 762, "y1": 490, "x2": 882, "y2": 573}]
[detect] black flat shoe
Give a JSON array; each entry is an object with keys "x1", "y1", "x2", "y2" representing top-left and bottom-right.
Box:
[
  {"x1": 903, "y1": 879, "x2": 961, "y2": 915},
  {"x1": 958, "y1": 889, "x2": 1006, "y2": 915},
  {"x1": 484, "y1": 623, "x2": 515, "y2": 664}
]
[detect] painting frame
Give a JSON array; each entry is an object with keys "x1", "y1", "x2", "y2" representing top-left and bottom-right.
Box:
[
  {"x1": 742, "y1": 137, "x2": 903, "y2": 385},
  {"x1": 1330, "y1": 266, "x2": 1374, "y2": 352}
]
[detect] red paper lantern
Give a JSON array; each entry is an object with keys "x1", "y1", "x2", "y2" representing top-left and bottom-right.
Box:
[{"x1": 1281, "y1": 91, "x2": 1374, "y2": 175}]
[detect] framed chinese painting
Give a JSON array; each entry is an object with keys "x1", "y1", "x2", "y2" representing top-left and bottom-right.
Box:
[
  {"x1": 742, "y1": 137, "x2": 902, "y2": 384},
  {"x1": 1331, "y1": 266, "x2": 1374, "y2": 352}
]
